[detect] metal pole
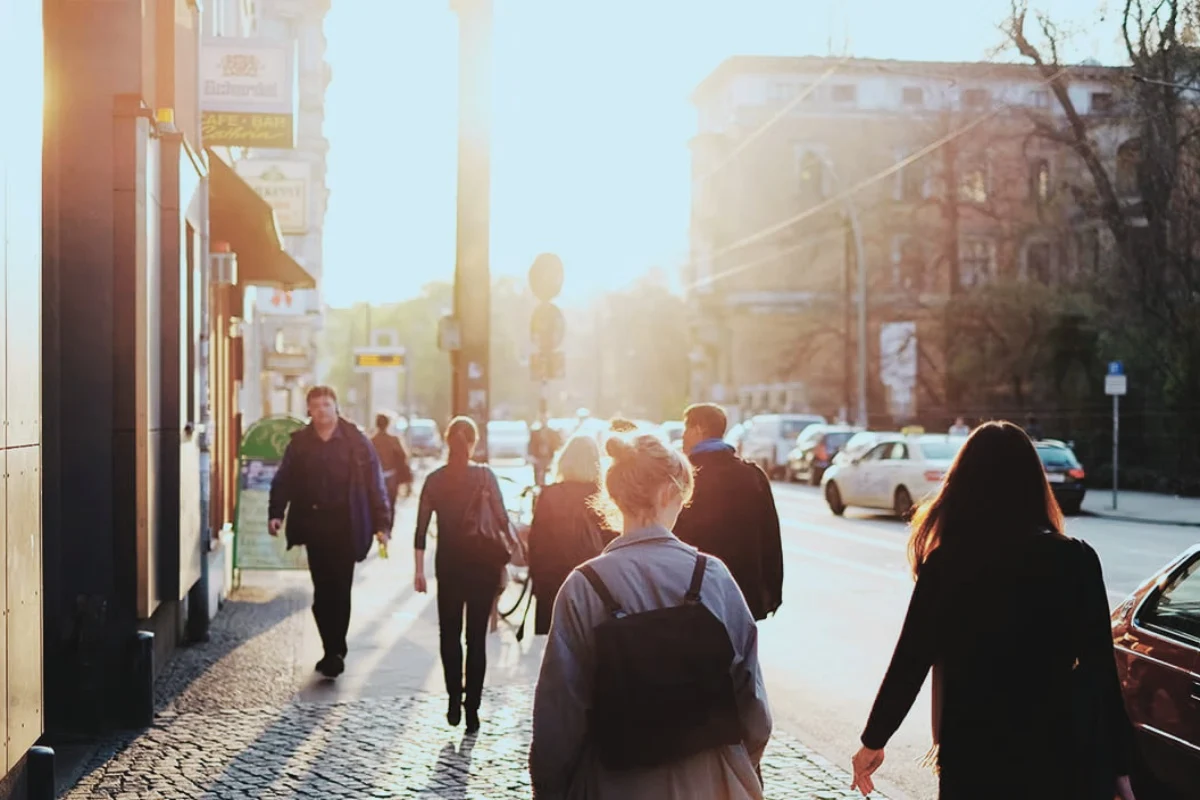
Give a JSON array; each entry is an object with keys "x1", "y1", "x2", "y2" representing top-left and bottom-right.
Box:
[
  {"x1": 364, "y1": 302, "x2": 373, "y2": 424},
  {"x1": 451, "y1": 0, "x2": 493, "y2": 459},
  {"x1": 1112, "y1": 394, "x2": 1119, "y2": 510}
]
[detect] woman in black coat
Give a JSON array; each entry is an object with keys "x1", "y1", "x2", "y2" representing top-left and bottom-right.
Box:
[
  {"x1": 850, "y1": 421, "x2": 1137, "y2": 800},
  {"x1": 527, "y1": 434, "x2": 615, "y2": 635}
]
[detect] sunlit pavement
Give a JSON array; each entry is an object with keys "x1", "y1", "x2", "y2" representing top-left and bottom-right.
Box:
[{"x1": 62, "y1": 473, "x2": 885, "y2": 800}]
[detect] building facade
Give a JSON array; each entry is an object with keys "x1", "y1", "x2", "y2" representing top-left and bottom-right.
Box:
[
  {"x1": 687, "y1": 56, "x2": 1129, "y2": 426},
  {"x1": 235, "y1": 0, "x2": 332, "y2": 425}
]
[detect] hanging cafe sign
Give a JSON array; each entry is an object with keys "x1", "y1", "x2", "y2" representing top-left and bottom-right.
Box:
[
  {"x1": 200, "y1": 37, "x2": 296, "y2": 149},
  {"x1": 234, "y1": 159, "x2": 311, "y2": 234}
]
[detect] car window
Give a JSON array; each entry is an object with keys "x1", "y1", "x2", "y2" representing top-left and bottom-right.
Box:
[
  {"x1": 863, "y1": 443, "x2": 892, "y2": 461},
  {"x1": 825, "y1": 431, "x2": 855, "y2": 450},
  {"x1": 1139, "y1": 556, "x2": 1200, "y2": 643},
  {"x1": 797, "y1": 427, "x2": 824, "y2": 447},
  {"x1": 1036, "y1": 447, "x2": 1080, "y2": 467},
  {"x1": 781, "y1": 418, "x2": 823, "y2": 439},
  {"x1": 888, "y1": 443, "x2": 909, "y2": 460},
  {"x1": 917, "y1": 439, "x2": 964, "y2": 461}
]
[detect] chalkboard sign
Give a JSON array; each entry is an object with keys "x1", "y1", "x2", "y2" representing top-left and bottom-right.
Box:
[{"x1": 233, "y1": 416, "x2": 308, "y2": 571}]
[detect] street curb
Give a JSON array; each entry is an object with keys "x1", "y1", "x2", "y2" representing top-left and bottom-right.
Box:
[{"x1": 1081, "y1": 510, "x2": 1200, "y2": 529}]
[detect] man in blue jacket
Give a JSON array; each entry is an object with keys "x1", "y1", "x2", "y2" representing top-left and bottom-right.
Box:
[{"x1": 268, "y1": 386, "x2": 390, "y2": 678}]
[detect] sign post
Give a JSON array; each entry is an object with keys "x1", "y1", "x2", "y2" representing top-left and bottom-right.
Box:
[
  {"x1": 1105, "y1": 361, "x2": 1127, "y2": 511},
  {"x1": 232, "y1": 415, "x2": 308, "y2": 579},
  {"x1": 529, "y1": 254, "x2": 566, "y2": 455}
]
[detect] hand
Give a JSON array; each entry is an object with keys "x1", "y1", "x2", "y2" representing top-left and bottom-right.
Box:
[
  {"x1": 1116, "y1": 775, "x2": 1136, "y2": 800},
  {"x1": 414, "y1": 572, "x2": 428, "y2": 594},
  {"x1": 850, "y1": 746, "x2": 884, "y2": 797},
  {"x1": 268, "y1": 519, "x2": 283, "y2": 537},
  {"x1": 375, "y1": 530, "x2": 390, "y2": 543}
]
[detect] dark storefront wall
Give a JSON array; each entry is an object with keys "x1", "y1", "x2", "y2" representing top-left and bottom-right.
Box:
[
  {"x1": 0, "y1": 0, "x2": 46, "y2": 784},
  {"x1": 41, "y1": 0, "x2": 206, "y2": 737}
]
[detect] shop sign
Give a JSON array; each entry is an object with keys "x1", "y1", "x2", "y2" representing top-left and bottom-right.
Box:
[
  {"x1": 235, "y1": 160, "x2": 310, "y2": 234},
  {"x1": 200, "y1": 37, "x2": 295, "y2": 148}
]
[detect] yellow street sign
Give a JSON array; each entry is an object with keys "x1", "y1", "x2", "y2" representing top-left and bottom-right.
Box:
[{"x1": 354, "y1": 353, "x2": 405, "y2": 369}]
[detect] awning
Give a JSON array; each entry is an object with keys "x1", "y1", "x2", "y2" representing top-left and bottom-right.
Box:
[{"x1": 207, "y1": 148, "x2": 316, "y2": 290}]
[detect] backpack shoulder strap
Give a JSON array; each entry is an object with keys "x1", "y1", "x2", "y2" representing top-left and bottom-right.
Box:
[
  {"x1": 685, "y1": 553, "x2": 708, "y2": 604},
  {"x1": 578, "y1": 564, "x2": 624, "y2": 618}
]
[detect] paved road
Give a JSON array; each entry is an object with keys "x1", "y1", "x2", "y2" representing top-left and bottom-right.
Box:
[{"x1": 761, "y1": 479, "x2": 1198, "y2": 800}]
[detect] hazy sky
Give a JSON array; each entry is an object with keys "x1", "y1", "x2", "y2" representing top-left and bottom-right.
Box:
[{"x1": 322, "y1": 0, "x2": 1116, "y2": 308}]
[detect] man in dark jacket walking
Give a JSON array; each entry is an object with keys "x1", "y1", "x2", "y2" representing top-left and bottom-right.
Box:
[
  {"x1": 269, "y1": 386, "x2": 391, "y2": 678},
  {"x1": 673, "y1": 403, "x2": 783, "y2": 621},
  {"x1": 371, "y1": 412, "x2": 413, "y2": 526}
]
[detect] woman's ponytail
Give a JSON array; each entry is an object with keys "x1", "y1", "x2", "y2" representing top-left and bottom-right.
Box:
[{"x1": 445, "y1": 416, "x2": 478, "y2": 465}]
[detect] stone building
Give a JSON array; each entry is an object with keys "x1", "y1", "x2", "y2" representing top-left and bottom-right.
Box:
[{"x1": 686, "y1": 55, "x2": 1129, "y2": 426}]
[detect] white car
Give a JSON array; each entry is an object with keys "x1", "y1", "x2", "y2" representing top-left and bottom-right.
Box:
[
  {"x1": 660, "y1": 420, "x2": 685, "y2": 451},
  {"x1": 821, "y1": 434, "x2": 967, "y2": 517},
  {"x1": 487, "y1": 420, "x2": 530, "y2": 463}
]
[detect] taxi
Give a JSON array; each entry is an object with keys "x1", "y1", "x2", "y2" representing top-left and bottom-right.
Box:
[{"x1": 821, "y1": 426, "x2": 967, "y2": 517}]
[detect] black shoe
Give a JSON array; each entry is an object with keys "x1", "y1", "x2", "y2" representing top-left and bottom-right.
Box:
[
  {"x1": 447, "y1": 696, "x2": 462, "y2": 727},
  {"x1": 465, "y1": 708, "x2": 480, "y2": 733},
  {"x1": 318, "y1": 654, "x2": 345, "y2": 679}
]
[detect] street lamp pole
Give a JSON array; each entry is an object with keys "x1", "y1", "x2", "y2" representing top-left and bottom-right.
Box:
[{"x1": 818, "y1": 155, "x2": 869, "y2": 427}]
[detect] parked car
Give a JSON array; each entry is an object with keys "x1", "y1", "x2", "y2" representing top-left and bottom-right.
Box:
[
  {"x1": 487, "y1": 420, "x2": 531, "y2": 463},
  {"x1": 821, "y1": 433, "x2": 967, "y2": 517},
  {"x1": 786, "y1": 424, "x2": 863, "y2": 485},
  {"x1": 831, "y1": 430, "x2": 890, "y2": 467},
  {"x1": 660, "y1": 420, "x2": 685, "y2": 451},
  {"x1": 724, "y1": 421, "x2": 749, "y2": 456},
  {"x1": 741, "y1": 413, "x2": 828, "y2": 480},
  {"x1": 405, "y1": 418, "x2": 443, "y2": 459},
  {"x1": 1035, "y1": 439, "x2": 1086, "y2": 515},
  {"x1": 1111, "y1": 545, "x2": 1200, "y2": 799}
]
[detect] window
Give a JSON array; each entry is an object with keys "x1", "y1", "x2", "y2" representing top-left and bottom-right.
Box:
[
  {"x1": 887, "y1": 443, "x2": 910, "y2": 460},
  {"x1": 1138, "y1": 556, "x2": 1200, "y2": 643},
  {"x1": 959, "y1": 237, "x2": 996, "y2": 287},
  {"x1": 1025, "y1": 241, "x2": 1053, "y2": 284},
  {"x1": 902, "y1": 86, "x2": 924, "y2": 106},
  {"x1": 831, "y1": 84, "x2": 857, "y2": 103},
  {"x1": 1116, "y1": 140, "x2": 1141, "y2": 197},
  {"x1": 797, "y1": 150, "x2": 825, "y2": 202},
  {"x1": 1090, "y1": 92, "x2": 1114, "y2": 114},
  {"x1": 1030, "y1": 90, "x2": 1051, "y2": 108},
  {"x1": 1029, "y1": 158, "x2": 1052, "y2": 204},
  {"x1": 768, "y1": 82, "x2": 797, "y2": 103},
  {"x1": 958, "y1": 155, "x2": 989, "y2": 203},
  {"x1": 863, "y1": 443, "x2": 893, "y2": 461},
  {"x1": 892, "y1": 236, "x2": 924, "y2": 292},
  {"x1": 895, "y1": 150, "x2": 924, "y2": 202},
  {"x1": 962, "y1": 88, "x2": 991, "y2": 108}
]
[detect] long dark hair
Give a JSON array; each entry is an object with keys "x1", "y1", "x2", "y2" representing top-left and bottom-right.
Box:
[
  {"x1": 907, "y1": 421, "x2": 1064, "y2": 577},
  {"x1": 445, "y1": 416, "x2": 478, "y2": 467}
]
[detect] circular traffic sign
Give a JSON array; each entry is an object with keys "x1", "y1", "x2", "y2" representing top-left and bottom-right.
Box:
[
  {"x1": 529, "y1": 253, "x2": 564, "y2": 301},
  {"x1": 530, "y1": 301, "x2": 566, "y2": 351}
]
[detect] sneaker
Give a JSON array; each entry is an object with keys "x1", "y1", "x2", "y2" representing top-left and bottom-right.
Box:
[
  {"x1": 318, "y1": 654, "x2": 345, "y2": 679},
  {"x1": 465, "y1": 708, "x2": 480, "y2": 733}
]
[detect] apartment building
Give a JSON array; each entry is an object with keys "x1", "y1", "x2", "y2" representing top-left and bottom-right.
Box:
[{"x1": 687, "y1": 55, "x2": 1129, "y2": 425}]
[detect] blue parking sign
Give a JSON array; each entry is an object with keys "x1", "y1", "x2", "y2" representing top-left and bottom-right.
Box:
[{"x1": 1108, "y1": 361, "x2": 1124, "y2": 376}]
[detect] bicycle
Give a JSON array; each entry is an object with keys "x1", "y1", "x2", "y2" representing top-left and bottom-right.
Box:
[{"x1": 490, "y1": 480, "x2": 539, "y2": 638}]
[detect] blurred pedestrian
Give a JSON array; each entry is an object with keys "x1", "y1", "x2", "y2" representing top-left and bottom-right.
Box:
[
  {"x1": 530, "y1": 432, "x2": 772, "y2": 799},
  {"x1": 948, "y1": 417, "x2": 971, "y2": 437},
  {"x1": 413, "y1": 417, "x2": 510, "y2": 733},
  {"x1": 268, "y1": 386, "x2": 391, "y2": 679},
  {"x1": 527, "y1": 435, "x2": 616, "y2": 635},
  {"x1": 530, "y1": 419, "x2": 562, "y2": 487},
  {"x1": 371, "y1": 413, "x2": 413, "y2": 526},
  {"x1": 850, "y1": 421, "x2": 1136, "y2": 800},
  {"x1": 674, "y1": 403, "x2": 784, "y2": 621}
]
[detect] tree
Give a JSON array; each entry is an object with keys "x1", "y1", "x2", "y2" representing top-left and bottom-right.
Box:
[{"x1": 1002, "y1": 0, "x2": 1200, "y2": 491}]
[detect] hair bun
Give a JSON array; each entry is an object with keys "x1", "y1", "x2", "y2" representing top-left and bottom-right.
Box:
[{"x1": 605, "y1": 435, "x2": 634, "y2": 461}]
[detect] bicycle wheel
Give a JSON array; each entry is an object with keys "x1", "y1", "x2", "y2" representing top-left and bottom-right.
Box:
[{"x1": 498, "y1": 571, "x2": 531, "y2": 618}]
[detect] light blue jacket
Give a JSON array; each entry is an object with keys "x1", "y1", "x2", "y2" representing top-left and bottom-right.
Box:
[{"x1": 529, "y1": 525, "x2": 772, "y2": 800}]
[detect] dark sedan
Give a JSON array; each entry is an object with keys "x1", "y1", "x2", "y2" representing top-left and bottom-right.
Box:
[
  {"x1": 1111, "y1": 545, "x2": 1200, "y2": 800},
  {"x1": 1035, "y1": 440, "x2": 1086, "y2": 515},
  {"x1": 786, "y1": 425, "x2": 861, "y2": 485}
]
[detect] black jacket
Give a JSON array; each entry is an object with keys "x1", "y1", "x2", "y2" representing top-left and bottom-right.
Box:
[
  {"x1": 861, "y1": 534, "x2": 1135, "y2": 799},
  {"x1": 673, "y1": 448, "x2": 783, "y2": 620},
  {"x1": 527, "y1": 481, "x2": 616, "y2": 635},
  {"x1": 268, "y1": 418, "x2": 390, "y2": 562}
]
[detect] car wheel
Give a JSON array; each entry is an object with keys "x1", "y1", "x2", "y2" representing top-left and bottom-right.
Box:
[
  {"x1": 894, "y1": 486, "x2": 914, "y2": 520},
  {"x1": 826, "y1": 482, "x2": 846, "y2": 516},
  {"x1": 1061, "y1": 500, "x2": 1082, "y2": 516},
  {"x1": 808, "y1": 468, "x2": 822, "y2": 487}
]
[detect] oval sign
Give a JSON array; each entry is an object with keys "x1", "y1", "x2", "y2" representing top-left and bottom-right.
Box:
[{"x1": 529, "y1": 253, "x2": 565, "y2": 301}]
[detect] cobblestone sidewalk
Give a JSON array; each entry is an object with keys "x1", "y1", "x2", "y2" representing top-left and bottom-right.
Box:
[{"x1": 62, "y1": 547, "x2": 885, "y2": 799}]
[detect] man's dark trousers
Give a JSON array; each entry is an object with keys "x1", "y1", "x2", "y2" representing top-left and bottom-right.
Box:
[{"x1": 307, "y1": 508, "x2": 356, "y2": 659}]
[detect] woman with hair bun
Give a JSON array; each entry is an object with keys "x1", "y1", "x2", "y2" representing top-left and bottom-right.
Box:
[
  {"x1": 413, "y1": 416, "x2": 509, "y2": 733},
  {"x1": 530, "y1": 433, "x2": 772, "y2": 799}
]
